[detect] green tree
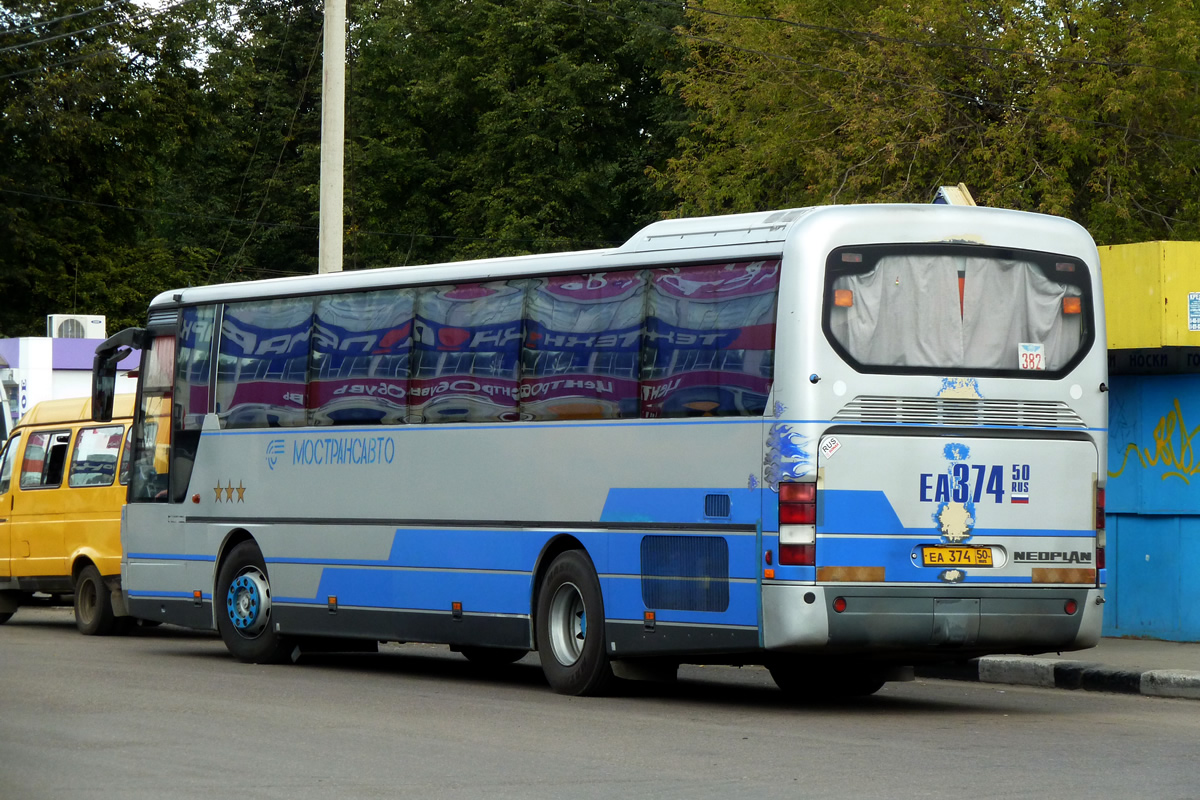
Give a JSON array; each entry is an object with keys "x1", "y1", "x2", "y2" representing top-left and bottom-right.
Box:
[
  {"x1": 346, "y1": 0, "x2": 690, "y2": 267},
  {"x1": 165, "y1": 0, "x2": 326, "y2": 284},
  {"x1": 656, "y1": 0, "x2": 1200, "y2": 244},
  {"x1": 0, "y1": 0, "x2": 214, "y2": 334}
]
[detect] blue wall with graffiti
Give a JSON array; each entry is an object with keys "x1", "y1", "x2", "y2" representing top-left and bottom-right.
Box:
[{"x1": 1105, "y1": 374, "x2": 1200, "y2": 641}]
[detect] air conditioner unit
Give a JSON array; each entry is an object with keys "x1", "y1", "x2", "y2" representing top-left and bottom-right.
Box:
[{"x1": 46, "y1": 314, "x2": 107, "y2": 339}]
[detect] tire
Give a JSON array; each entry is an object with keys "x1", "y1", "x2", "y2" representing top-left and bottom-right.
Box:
[
  {"x1": 215, "y1": 541, "x2": 291, "y2": 664},
  {"x1": 535, "y1": 550, "x2": 614, "y2": 696},
  {"x1": 0, "y1": 612, "x2": 12, "y2": 625},
  {"x1": 768, "y1": 661, "x2": 886, "y2": 699},
  {"x1": 74, "y1": 564, "x2": 117, "y2": 636},
  {"x1": 459, "y1": 646, "x2": 528, "y2": 666}
]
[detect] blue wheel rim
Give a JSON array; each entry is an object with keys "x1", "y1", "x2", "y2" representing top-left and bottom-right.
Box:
[{"x1": 226, "y1": 569, "x2": 271, "y2": 636}]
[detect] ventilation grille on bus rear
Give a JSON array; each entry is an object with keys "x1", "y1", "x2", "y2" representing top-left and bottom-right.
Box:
[
  {"x1": 704, "y1": 493, "x2": 731, "y2": 518},
  {"x1": 640, "y1": 535, "x2": 730, "y2": 613},
  {"x1": 832, "y1": 396, "x2": 1088, "y2": 429}
]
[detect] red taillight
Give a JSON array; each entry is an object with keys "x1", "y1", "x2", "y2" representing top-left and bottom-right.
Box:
[
  {"x1": 1065, "y1": 599, "x2": 1078, "y2": 615},
  {"x1": 833, "y1": 596, "x2": 847, "y2": 613},
  {"x1": 779, "y1": 543, "x2": 814, "y2": 566},
  {"x1": 780, "y1": 482, "x2": 816, "y2": 525},
  {"x1": 1096, "y1": 488, "x2": 1106, "y2": 531},
  {"x1": 1096, "y1": 546, "x2": 1106, "y2": 570},
  {"x1": 779, "y1": 504, "x2": 816, "y2": 524},
  {"x1": 780, "y1": 482, "x2": 816, "y2": 503}
]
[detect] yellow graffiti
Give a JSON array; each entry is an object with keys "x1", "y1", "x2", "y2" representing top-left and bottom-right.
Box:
[{"x1": 1109, "y1": 398, "x2": 1200, "y2": 484}]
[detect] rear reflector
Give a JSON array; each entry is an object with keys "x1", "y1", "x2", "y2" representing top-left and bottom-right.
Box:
[
  {"x1": 1031, "y1": 568, "x2": 1096, "y2": 584},
  {"x1": 1096, "y1": 488, "x2": 1106, "y2": 531},
  {"x1": 818, "y1": 566, "x2": 886, "y2": 582}
]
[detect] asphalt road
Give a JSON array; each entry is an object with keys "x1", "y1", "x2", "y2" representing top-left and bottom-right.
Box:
[{"x1": 1, "y1": 607, "x2": 1197, "y2": 800}]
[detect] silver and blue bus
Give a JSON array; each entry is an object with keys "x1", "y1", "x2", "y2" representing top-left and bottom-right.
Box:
[{"x1": 93, "y1": 204, "x2": 1108, "y2": 696}]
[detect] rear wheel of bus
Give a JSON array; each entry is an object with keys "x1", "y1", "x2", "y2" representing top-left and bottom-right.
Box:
[
  {"x1": 74, "y1": 564, "x2": 118, "y2": 636},
  {"x1": 536, "y1": 550, "x2": 614, "y2": 696},
  {"x1": 216, "y1": 540, "x2": 291, "y2": 664}
]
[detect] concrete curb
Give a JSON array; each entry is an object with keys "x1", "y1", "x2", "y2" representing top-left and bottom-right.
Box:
[{"x1": 914, "y1": 656, "x2": 1200, "y2": 700}]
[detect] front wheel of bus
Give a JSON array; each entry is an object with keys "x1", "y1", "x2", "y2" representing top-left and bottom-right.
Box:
[
  {"x1": 536, "y1": 550, "x2": 614, "y2": 696},
  {"x1": 216, "y1": 541, "x2": 290, "y2": 664},
  {"x1": 75, "y1": 564, "x2": 117, "y2": 636}
]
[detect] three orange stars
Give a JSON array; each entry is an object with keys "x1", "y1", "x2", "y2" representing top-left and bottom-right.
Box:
[{"x1": 212, "y1": 480, "x2": 247, "y2": 502}]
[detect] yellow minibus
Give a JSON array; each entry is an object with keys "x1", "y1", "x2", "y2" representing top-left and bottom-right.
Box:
[{"x1": 0, "y1": 395, "x2": 134, "y2": 634}]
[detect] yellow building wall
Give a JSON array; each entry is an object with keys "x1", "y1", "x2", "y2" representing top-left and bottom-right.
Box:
[{"x1": 1099, "y1": 241, "x2": 1200, "y2": 349}]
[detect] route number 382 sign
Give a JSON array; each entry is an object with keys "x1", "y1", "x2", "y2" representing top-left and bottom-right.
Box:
[{"x1": 1018, "y1": 342, "x2": 1045, "y2": 371}]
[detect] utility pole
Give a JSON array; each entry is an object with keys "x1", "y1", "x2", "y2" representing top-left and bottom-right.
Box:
[{"x1": 318, "y1": 0, "x2": 346, "y2": 273}]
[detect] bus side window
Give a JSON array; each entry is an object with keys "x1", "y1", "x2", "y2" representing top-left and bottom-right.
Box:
[{"x1": 0, "y1": 432, "x2": 21, "y2": 495}]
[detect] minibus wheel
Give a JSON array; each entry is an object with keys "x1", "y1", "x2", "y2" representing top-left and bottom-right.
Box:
[
  {"x1": 74, "y1": 564, "x2": 117, "y2": 636},
  {"x1": 535, "y1": 550, "x2": 614, "y2": 696},
  {"x1": 216, "y1": 540, "x2": 290, "y2": 664}
]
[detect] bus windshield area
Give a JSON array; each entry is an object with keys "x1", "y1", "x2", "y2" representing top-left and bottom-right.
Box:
[{"x1": 826, "y1": 248, "x2": 1089, "y2": 374}]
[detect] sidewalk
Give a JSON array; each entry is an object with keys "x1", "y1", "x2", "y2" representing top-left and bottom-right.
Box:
[{"x1": 914, "y1": 637, "x2": 1200, "y2": 700}]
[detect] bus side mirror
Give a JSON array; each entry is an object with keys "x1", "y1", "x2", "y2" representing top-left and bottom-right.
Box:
[
  {"x1": 91, "y1": 351, "x2": 120, "y2": 422},
  {"x1": 92, "y1": 327, "x2": 149, "y2": 422}
]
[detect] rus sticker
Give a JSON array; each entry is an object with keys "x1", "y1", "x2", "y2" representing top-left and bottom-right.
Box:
[
  {"x1": 1018, "y1": 342, "x2": 1045, "y2": 371},
  {"x1": 820, "y1": 436, "x2": 842, "y2": 460}
]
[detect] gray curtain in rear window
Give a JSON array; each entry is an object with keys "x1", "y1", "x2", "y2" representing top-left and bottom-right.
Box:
[
  {"x1": 830, "y1": 256, "x2": 962, "y2": 367},
  {"x1": 961, "y1": 258, "x2": 1082, "y2": 370},
  {"x1": 831, "y1": 255, "x2": 1082, "y2": 370}
]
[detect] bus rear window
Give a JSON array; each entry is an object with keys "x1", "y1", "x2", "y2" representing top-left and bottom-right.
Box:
[{"x1": 825, "y1": 247, "x2": 1090, "y2": 374}]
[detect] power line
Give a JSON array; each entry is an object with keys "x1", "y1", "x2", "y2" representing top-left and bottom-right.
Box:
[
  {"x1": 0, "y1": 0, "x2": 200, "y2": 56},
  {"x1": 0, "y1": 21, "x2": 175, "y2": 82},
  {"x1": 213, "y1": 17, "x2": 326, "y2": 283},
  {"x1": 0, "y1": 3, "x2": 114, "y2": 37},
  {"x1": 208, "y1": 5, "x2": 300, "y2": 278}
]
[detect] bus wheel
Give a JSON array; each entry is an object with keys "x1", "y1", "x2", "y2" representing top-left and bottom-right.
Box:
[
  {"x1": 216, "y1": 541, "x2": 290, "y2": 664},
  {"x1": 0, "y1": 612, "x2": 12, "y2": 625},
  {"x1": 74, "y1": 565, "x2": 117, "y2": 636},
  {"x1": 535, "y1": 550, "x2": 614, "y2": 696},
  {"x1": 459, "y1": 646, "x2": 528, "y2": 666}
]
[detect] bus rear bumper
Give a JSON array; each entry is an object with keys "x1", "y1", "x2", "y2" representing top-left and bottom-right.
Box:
[{"x1": 762, "y1": 584, "x2": 1104, "y2": 657}]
